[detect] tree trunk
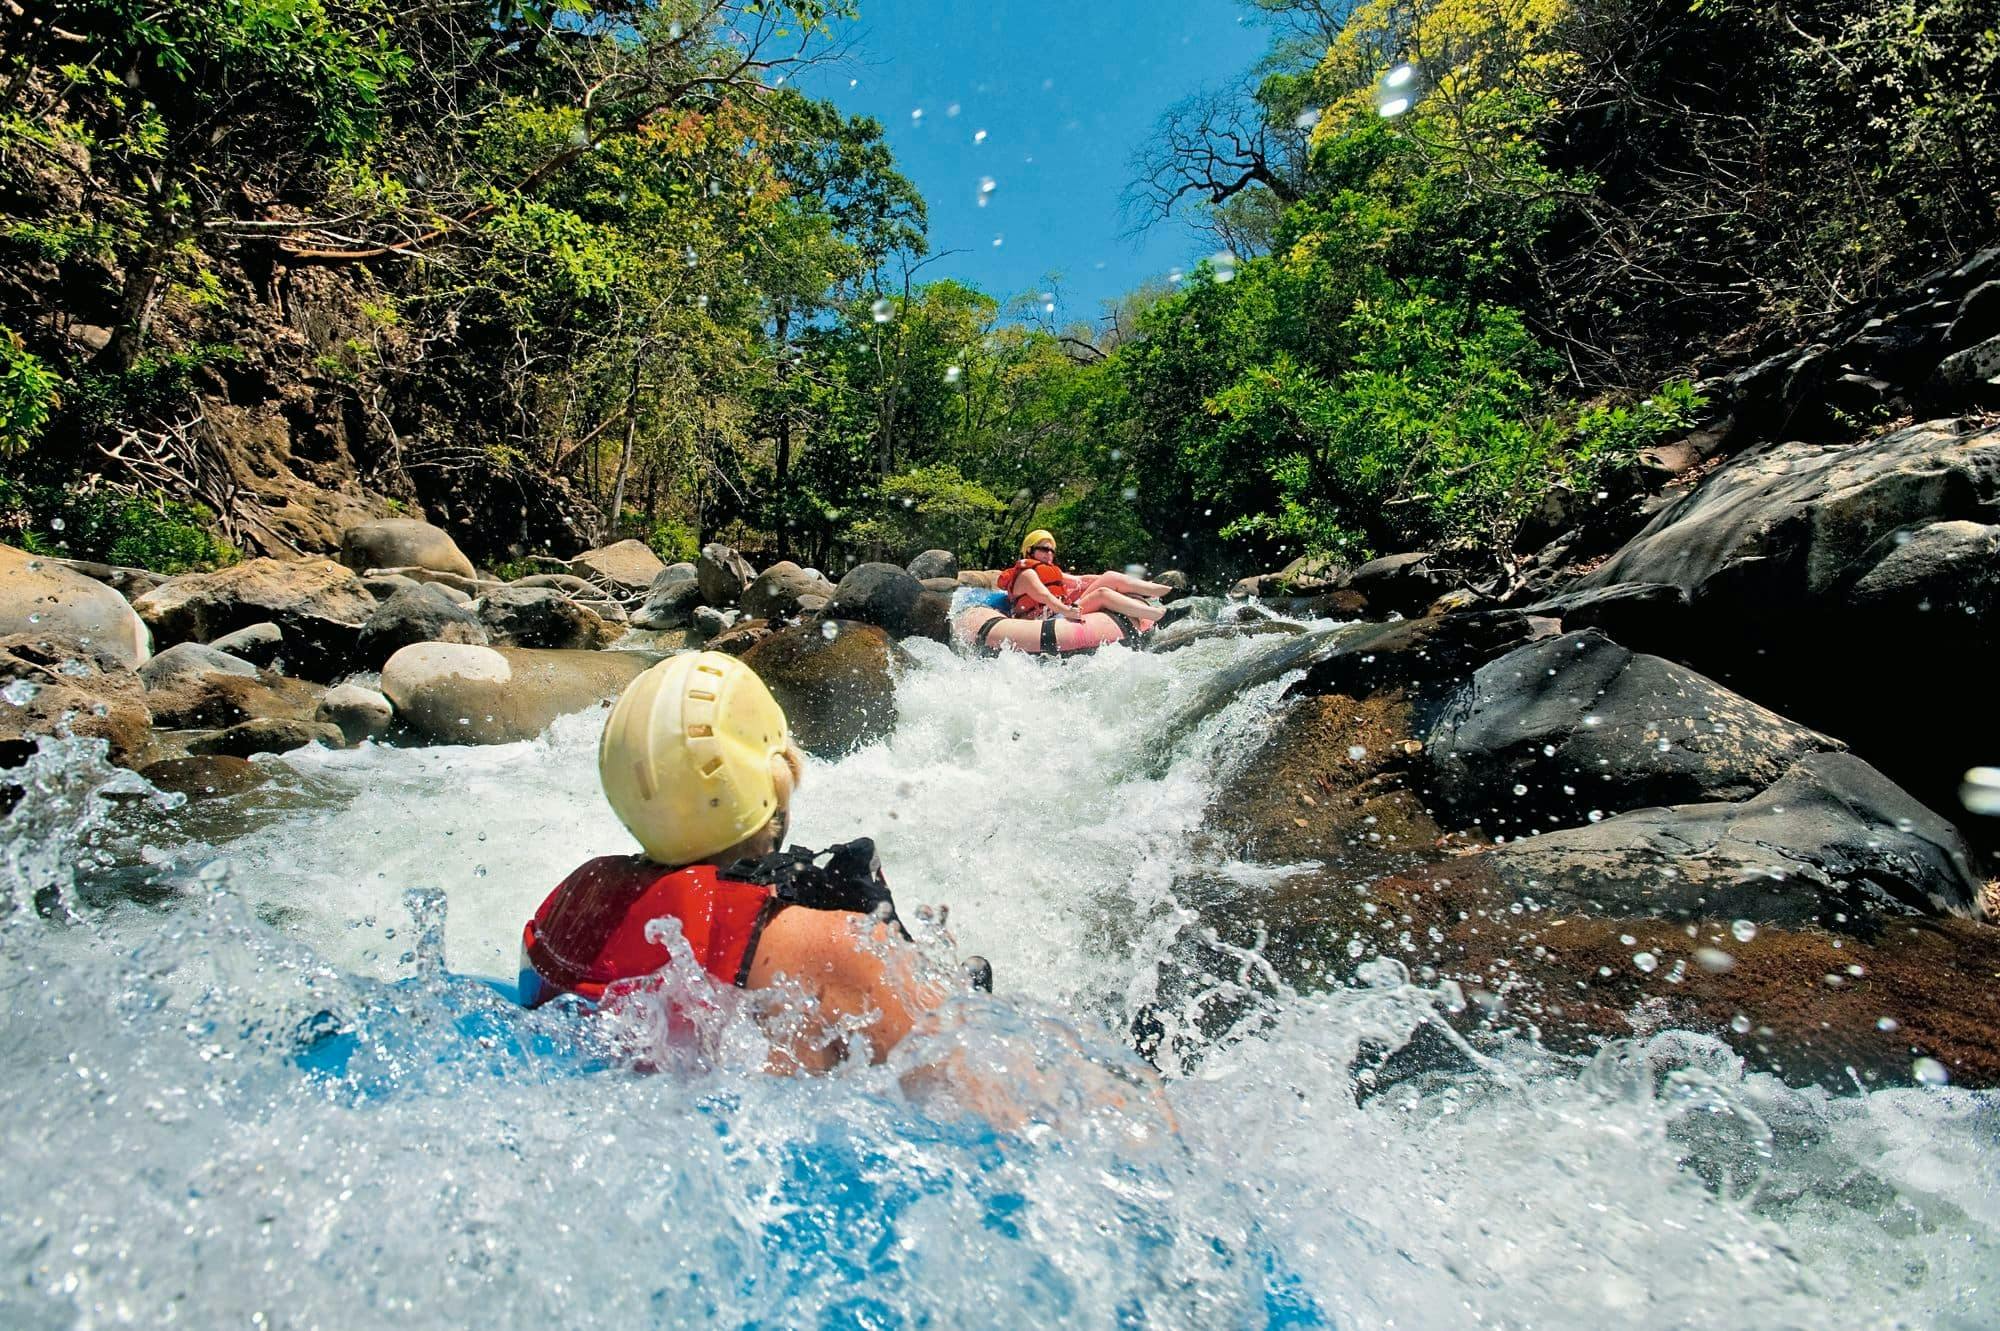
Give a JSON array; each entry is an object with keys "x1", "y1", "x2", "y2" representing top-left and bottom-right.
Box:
[
  {"x1": 605, "y1": 354, "x2": 642, "y2": 538},
  {"x1": 100, "y1": 214, "x2": 188, "y2": 373}
]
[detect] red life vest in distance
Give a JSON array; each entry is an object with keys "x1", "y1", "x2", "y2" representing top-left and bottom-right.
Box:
[
  {"x1": 997, "y1": 558, "x2": 1070, "y2": 615},
  {"x1": 518, "y1": 856, "x2": 778, "y2": 1008}
]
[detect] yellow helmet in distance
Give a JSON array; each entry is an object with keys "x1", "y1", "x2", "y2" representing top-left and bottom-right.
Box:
[
  {"x1": 1021, "y1": 528, "x2": 1057, "y2": 556},
  {"x1": 598, "y1": 652, "x2": 792, "y2": 866}
]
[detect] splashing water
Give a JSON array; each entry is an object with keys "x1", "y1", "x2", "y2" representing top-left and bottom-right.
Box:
[{"x1": 1, "y1": 638, "x2": 1997, "y2": 1328}]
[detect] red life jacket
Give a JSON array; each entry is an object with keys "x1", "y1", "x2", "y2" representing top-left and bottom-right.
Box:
[
  {"x1": 997, "y1": 558, "x2": 1069, "y2": 615},
  {"x1": 518, "y1": 856, "x2": 778, "y2": 1008}
]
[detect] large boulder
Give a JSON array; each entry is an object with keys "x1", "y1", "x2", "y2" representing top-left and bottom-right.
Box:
[
  {"x1": 339, "y1": 518, "x2": 475, "y2": 580},
  {"x1": 826, "y1": 562, "x2": 926, "y2": 638},
  {"x1": 741, "y1": 561, "x2": 837, "y2": 621},
  {"x1": 139, "y1": 641, "x2": 257, "y2": 691},
  {"x1": 137, "y1": 641, "x2": 323, "y2": 729},
  {"x1": 1424, "y1": 631, "x2": 1842, "y2": 831},
  {"x1": 379, "y1": 643, "x2": 657, "y2": 744},
  {"x1": 1569, "y1": 417, "x2": 2000, "y2": 837},
  {"x1": 1344, "y1": 552, "x2": 1448, "y2": 617},
  {"x1": 906, "y1": 549, "x2": 957, "y2": 581},
  {"x1": 0, "y1": 632, "x2": 152, "y2": 766},
  {"x1": 131, "y1": 558, "x2": 376, "y2": 674},
  {"x1": 741, "y1": 620, "x2": 901, "y2": 757},
  {"x1": 354, "y1": 586, "x2": 488, "y2": 670},
  {"x1": 697, "y1": 543, "x2": 756, "y2": 607},
  {"x1": 0, "y1": 544, "x2": 152, "y2": 668},
  {"x1": 138, "y1": 754, "x2": 268, "y2": 800},
  {"x1": 476, "y1": 586, "x2": 614, "y2": 651},
  {"x1": 632, "y1": 575, "x2": 705, "y2": 631},
  {"x1": 206, "y1": 621, "x2": 285, "y2": 668},
  {"x1": 571, "y1": 539, "x2": 666, "y2": 596}
]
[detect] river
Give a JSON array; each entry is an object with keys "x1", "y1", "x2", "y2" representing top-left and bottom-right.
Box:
[{"x1": 2, "y1": 632, "x2": 1995, "y2": 1328}]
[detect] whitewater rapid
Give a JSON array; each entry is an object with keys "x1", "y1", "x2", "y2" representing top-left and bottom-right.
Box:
[{"x1": 2, "y1": 632, "x2": 1996, "y2": 1329}]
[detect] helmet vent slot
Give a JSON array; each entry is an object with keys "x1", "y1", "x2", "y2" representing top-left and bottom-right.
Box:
[
  {"x1": 689, "y1": 688, "x2": 717, "y2": 702},
  {"x1": 687, "y1": 723, "x2": 713, "y2": 737},
  {"x1": 700, "y1": 757, "x2": 723, "y2": 776}
]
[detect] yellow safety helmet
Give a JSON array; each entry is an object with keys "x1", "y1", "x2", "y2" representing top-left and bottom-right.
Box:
[
  {"x1": 1021, "y1": 528, "x2": 1057, "y2": 556},
  {"x1": 598, "y1": 652, "x2": 793, "y2": 866}
]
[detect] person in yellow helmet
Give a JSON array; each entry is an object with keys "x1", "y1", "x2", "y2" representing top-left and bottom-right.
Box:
[
  {"x1": 998, "y1": 529, "x2": 1172, "y2": 623},
  {"x1": 519, "y1": 651, "x2": 985, "y2": 1072}
]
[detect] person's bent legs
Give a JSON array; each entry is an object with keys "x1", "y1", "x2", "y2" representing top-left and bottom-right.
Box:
[
  {"x1": 1087, "y1": 570, "x2": 1171, "y2": 598},
  {"x1": 1075, "y1": 586, "x2": 1161, "y2": 620}
]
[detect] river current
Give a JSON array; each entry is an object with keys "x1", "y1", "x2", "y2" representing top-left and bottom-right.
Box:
[{"x1": 2, "y1": 632, "x2": 1995, "y2": 1328}]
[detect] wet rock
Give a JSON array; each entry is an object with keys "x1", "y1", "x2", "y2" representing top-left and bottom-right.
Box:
[
  {"x1": 187, "y1": 718, "x2": 346, "y2": 758},
  {"x1": 697, "y1": 542, "x2": 756, "y2": 607},
  {"x1": 1158, "y1": 570, "x2": 1190, "y2": 601},
  {"x1": 1527, "y1": 582, "x2": 1691, "y2": 646},
  {"x1": 0, "y1": 543, "x2": 153, "y2": 668},
  {"x1": 355, "y1": 586, "x2": 489, "y2": 670},
  {"x1": 906, "y1": 549, "x2": 957, "y2": 581},
  {"x1": 905, "y1": 590, "x2": 953, "y2": 645},
  {"x1": 1569, "y1": 418, "x2": 2000, "y2": 838},
  {"x1": 132, "y1": 558, "x2": 375, "y2": 671},
  {"x1": 379, "y1": 643, "x2": 656, "y2": 744},
  {"x1": 954, "y1": 569, "x2": 1001, "y2": 591},
  {"x1": 1424, "y1": 631, "x2": 1841, "y2": 831},
  {"x1": 632, "y1": 572, "x2": 705, "y2": 630},
  {"x1": 795, "y1": 594, "x2": 828, "y2": 617},
  {"x1": 139, "y1": 754, "x2": 268, "y2": 799},
  {"x1": 139, "y1": 641, "x2": 258, "y2": 691},
  {"x1": 654, "y1": 561, "x2": 697, "y2": 587},
  {"x1": 339, "y1": 518, "x2": 476, "y2": 580},
  {"x1": 702, "y1": 616, "x2": 771, "y2": 656},
  {"x1": 1344, "y1": 552, "x2": 1447, "y2": 617},
  {"x1": 827, "y1": 562, "x2": 925, "y2": 638},
  {"x1": 741, "y1": 621, "x2": 902, "y2": 757},
  {"x1": 477, "y1": 586, "x2": 614, "y2": 651},
  {"x1": 690, "y1": 604, "x2": 735, "y2": 639},
  {"x1": 571, "y1": 539, "x2": 666, "y2": 596},
  {"x1": 1925, "y1": 334, "x2": 2000, "y2": 409},
  {"x1": 316, "y1": 682, "x2": 394, "y2": 744},
  {"x1": 742, "y1": 561, "x2": 837, "y2": 621},
  {"x1": 143, "y1": 667, "x2": 324, "y2": 731},
  {"x1": 206, "y1": 621, "x2": 284, "y2": 668},
  {"x1": 918, "y1": 577, "x2": 960, "y2": 594},
  {"x1": 0, "y1": 632, "x2": 152, "y2": 766}
]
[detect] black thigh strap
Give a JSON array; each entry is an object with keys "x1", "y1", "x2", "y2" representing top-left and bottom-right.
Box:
[
  {"x1": 1040, "y1": 616, "x2": 1059, "y2": 653},
  {"x1": 974, "y1": 614, "x2": 1003, "y2": 654},
  {"x1": 1105, "y1": 611, "x2": 1138, "y2": 643}
]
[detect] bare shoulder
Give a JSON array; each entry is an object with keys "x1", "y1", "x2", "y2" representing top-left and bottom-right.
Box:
[{"x1": 746, "y1": 906, "x2": 883, "y2": 989}]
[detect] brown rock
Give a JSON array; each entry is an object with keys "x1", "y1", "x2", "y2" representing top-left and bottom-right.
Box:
[
  {"x1": 187, "y1": 718, "x2": 346, "y2": 758},
  {"x1": 0, "y1": 632, "x2": 152, "y2": 766},
  {"x1": 131, "y1": 558, "x2": 376, "y2": 655},
  {"x1": 378, "y1": 643, "x2": 657, "y2": 744},
  {"x1": 741, "y1": 620, "x2": 902, "y2": 757},
  {"x1": 140, "y1": 754, "x2": 269, "y2": 799}
]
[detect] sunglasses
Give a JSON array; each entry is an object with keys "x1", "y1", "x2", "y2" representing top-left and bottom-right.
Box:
[{"x1": 1031, "y1": 544, "x2": 1055, "y2": 555}]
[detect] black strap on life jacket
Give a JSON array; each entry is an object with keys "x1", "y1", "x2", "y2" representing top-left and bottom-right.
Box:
[{"x1": 721, "y1": 837, "x2": 910, "y2": 940}]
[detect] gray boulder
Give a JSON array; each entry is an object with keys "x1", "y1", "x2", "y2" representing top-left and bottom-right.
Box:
[
  {"x1": 1927, "y1": 333, "x2": 2000, "y2": 409},
  {"x1": 207, "y1": 621, "x2": 284, "y2": 668},
  {"x1": 1345, "y1": 552, "x2": 1446, "y2": 617},
  {"x1": 906, "y1": 549, "x2": 957, "y2": 581},
  {"x1": 339, "y1": 518, "x2": 476, "y2": 580},
  {"x1": 131, "y1": 558, "x2": 376, "y2": 675},
  {"x1": 355, "y1": 587, "x2": 488, "y2": 671},
  {"x1": 827, "y1": 562, "x2": 925, "y2": 638},
  {"x1": 316, "y1": 682, "x2": 394, "y2": 744},
  {"x1": 379, "y1": 643, "x2": 657, "y2": 744},
  {"x1": 0, "y1": 543, "x2": 152, "y2": 668},
  {"x1": 742, "y1": 561, "x2": 837, "y2": 621},
  {"x1": 477, "y1": 586, "x2": 614, "y2": 650},
  {"x1": 633, "y1": 575, "x2": 706, "y2": 630},
  {"x1": 691, "y1": 605, "x2": 734, "y2": 638},
  {"x1": 697, "y1": 543, "x2": 756, "y2": 607},
  {"x1": 571, "y1": 539, "x2": 665, "y2": 596},
  {"x1": 139, "y1": 641, "x2": 257, "y2": 691},
  {"x1": 1424, "y1": 631, "x2": 1841, "y2": 831}
]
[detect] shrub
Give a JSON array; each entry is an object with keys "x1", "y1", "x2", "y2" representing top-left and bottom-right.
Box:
[{"x1": 0, "y1": 479, "x2": 237, "y2": 573}]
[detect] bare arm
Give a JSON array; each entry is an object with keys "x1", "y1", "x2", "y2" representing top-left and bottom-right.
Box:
[
  {"x1": 1016, "y1": 567, "x2": 1080, "y2": 619},
  {"x1": 745, "y1": 906, "x2": 943, "y2": 1073}
]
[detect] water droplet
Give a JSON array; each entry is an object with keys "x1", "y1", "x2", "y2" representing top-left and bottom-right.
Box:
[
  {"x1": 1293, "y1": 108, "x2": 1321, "y2": 130},
  {"x1": 1512, "y1": 783, "x2": 1528, "y2": 796},
  {"x1": 992, "y1": 235, "x2": 1003, "y2": 247},
  {"x1": 1730, "y1": 1013, "x2": 1752, "y2": 1034},
  {"x1": 979, "y1": 176, "x2": 997, "y2": 195},
  {"x1": 1108, "y1": 448, "x2": 1122, "y2": 462},
  {"x1": 48, "y1": 517, "x2": 65, "y2": 531},
  {"x1": 1633, "y1": 951, "x2": 1659, "y2": 973},
  {"x1": 871, "y1": 298, "x2": 894, "y2": 323},
  {"x1": 911, "y1": 107, "x2": 924, "y2": 122},
  {"x1": 1912, "y1": 1057, "x2": 1950, "y2": 1087},
  {"x1": 944, "y1": 365, "x2": 962, "y2": 384},
  {"x1": 1348, "y1": 745, "x2": 1368, "y2": 762},
  {"x1": 473, "y1": 865, "x2": 487, "y2": 878},
  {"x1": 1385, "y1": 64, "x2": 1415, "y2": 89},
  {"x1": 946, "y1": 103, "x2": 960, "y2": 118},
  {"x1": 1121, "y1": 486, "x2": 1138, "y2": 500},
  {"x1": 1695, "y1": 947, "x2": 1735, "y2": 973},
  {"x1": 1876, "y1": 1016, "x2": 1899, "y2": 1032},
  {"x1": 683, "y1": 246, "x2": 698, "y2": 268},
  {"x1": 1541, "y1": 744, "x2": 1556, "y2": 757},
  {"x1": 1731, "y1": 919, "x2": 1758, "y2": 943},
  {"x1": 820, "y1": 621, "x2": 839, "y2": 640},
  {"x1": 1379, "y1": 97, "x2": 1410, "y2": 118},
  {"x1": 1618, "y1": 933, "x2": 1637, "y2": 946},
  {"x1": 1655, "y1": 737, "x2": 1673, "y2": 752},
  {"x1": 1582, "y1": 714, "x2": 1602, "y2": 728},
  {"x1": 974, "y1": 129, "x2": 988, "y2": 144},
  {"x1": 1586, "y1": 809, "x2": 1604, "y2": 823}
]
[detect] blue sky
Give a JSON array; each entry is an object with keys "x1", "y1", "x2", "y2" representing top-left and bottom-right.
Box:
[{"x1": 791, "y1": 1, "x2": 1271, "y2": 328}]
